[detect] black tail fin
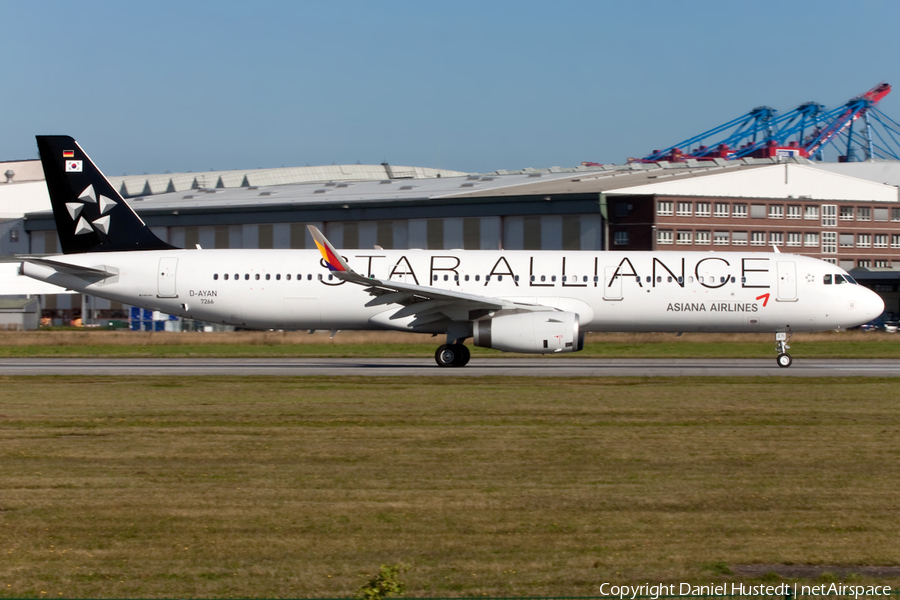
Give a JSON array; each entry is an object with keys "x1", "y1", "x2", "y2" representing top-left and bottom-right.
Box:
[{"x1": 36, "y1": 135, "x2": 176, "y2": 254}]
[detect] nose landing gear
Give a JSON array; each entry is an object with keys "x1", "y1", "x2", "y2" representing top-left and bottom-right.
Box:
[{"x1": 776, "y1": 331, "x2": 792, "y2": 368}]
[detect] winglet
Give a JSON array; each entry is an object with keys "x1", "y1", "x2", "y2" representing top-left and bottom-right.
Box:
[{"x1": 307, "y1": 225, "x2": 354, "y2": 273}]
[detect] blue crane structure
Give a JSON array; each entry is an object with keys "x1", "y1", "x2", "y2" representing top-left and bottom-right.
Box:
[{"x1": 634, "y1": 84, "x2": 900, "y2": 164}]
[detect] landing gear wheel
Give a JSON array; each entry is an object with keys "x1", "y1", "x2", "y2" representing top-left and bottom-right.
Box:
[
  {"x1": 457, "y1": 344, "x2": 470, "y2": 367},
  {"x1": 434, "y1": 344, "x2": 470, "y2": 368},
  {"x1": 777, "y1": 353, "x2": 793, "y2": 368},
  {"x1": 435, "y1": 344, "x2": 457, "y2": 368}
]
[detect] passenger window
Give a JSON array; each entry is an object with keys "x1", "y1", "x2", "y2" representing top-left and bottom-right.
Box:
[
  {"x1": 551, "y1": 275, "x2": 556, "y2": 282},
  {"x1": 593, "y1": 276, "x2": 599, "y2": 282},
  {"x1": 475, "y1": 275, "x2": 480, "y2": 281},
  {"x1": 223, "y1": 273, "x2": 228, "y2": 280},
  {"x1": 328, "y1": 274, "x2": 333, "y2": 281},
  {"x1": 657, "y1": 276, "x2": 662, "y2": 283},
  {"x1": 317, "y1": 274, "x2": 322, "y2": 281},
  {"x1": 497, "y1": 275, "x2": 503, "y2": 281},
  {"x1": 530, "y1": 276, "x2": 535, "y2": 282},
  {"x1": 720, "y1": 277, "x2": 726, "y2": 283},
  {"x1": 443, "y1": 275, "x2": 448, "y2": 281},
  {"x1": 730, "y1": 277, "x2": 735, "y2": 283},
  {"x1": 646, "y1": 276, "x2": 651, "y2": 283},
  {"x1": 465, "y1": 275, "x2": 470, "y2": 281},
  {"x1": 667, "y1": 276, "x2": 672, "y2": 283},
  {"x1": 307, "y1": 274, "x2": 312, "y2": 280},
  {"x1": 486, "y1": 276, "x2": 491, "y2": 282},
  {"x1": 286, "y1": 274, "x2": 291, "y2": 281},
  {"x1": 433, "y1": 275, "x2": 438, "y2": 281},
  {"x1": 255, "y1": 274, "x2": 260, "y2": 280},
  {"x1": 677, "y1": 277, "x2": 683, "y2": 284},
  {"x1": 265, "y1": 274, "x2": 271, "y2": 280},
  {"x1": 562, "y1": 276, "x2": 567, "y2": 282},
  {"x1": 583, "y1": 276, "x2": 588, "y2": 282},
  {"x1": 541, "y1": 275, "x2": 546, "y2": 282},
  {"x1": 276, "y1": 274, "x2": 281, "y2": 280},
  {"x1": 515, "y1": 275, "x2": 520, "y2": 282},
  {"x1": 244, "y1": 274, "x2": 249, "y2": 280},
  {"x1": 454, "y1": 275, "x2": 459, "y2": 281},
  {"x1": 824, "y1": 274, "x2": 832, "y2": 284},
  {"x1": 214, "y1": 274, "x2": 219, "y2": 280}
]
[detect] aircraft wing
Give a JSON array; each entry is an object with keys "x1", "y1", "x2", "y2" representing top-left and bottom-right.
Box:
[{"x1": 307, "y1": 225, "x2": 557, "y2": 327}]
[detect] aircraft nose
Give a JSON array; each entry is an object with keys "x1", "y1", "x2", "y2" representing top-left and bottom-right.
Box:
[{"x1": 862, "y1": 287, "x2": 885, "y2": 318}]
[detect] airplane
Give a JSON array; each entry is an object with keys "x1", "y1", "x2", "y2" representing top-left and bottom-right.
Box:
[{"x1": 21, "y1": 135, "x2": 885, "y2": 368}]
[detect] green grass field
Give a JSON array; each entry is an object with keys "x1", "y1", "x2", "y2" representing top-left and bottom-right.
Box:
[
  {"x1": 1, "y1": 376, "x2": 899, "y2": 598},
  {"x1": 2, "y1": 330, "x2": 900, "y2": 359}
]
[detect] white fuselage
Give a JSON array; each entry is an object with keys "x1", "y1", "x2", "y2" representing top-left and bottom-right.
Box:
[{"x1": 23, "y1": 249, "x2": 884, "y2": 334}]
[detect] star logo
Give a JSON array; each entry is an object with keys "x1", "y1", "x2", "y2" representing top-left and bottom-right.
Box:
[
  {"x1": 70, "y1": 184, "x2": 116, "y2": 237},
  {"x1": 805, "y1": 273, "x2": 816, "y2": 283}
]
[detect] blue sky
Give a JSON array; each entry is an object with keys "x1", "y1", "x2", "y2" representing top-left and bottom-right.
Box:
[{"x1": 2, "y1": 0, "x2": 900, "y2": 175}]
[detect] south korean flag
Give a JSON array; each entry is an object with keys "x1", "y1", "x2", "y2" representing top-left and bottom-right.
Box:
[{"x1": 65, "y1": 160, "x2": 83, "y2": 172}]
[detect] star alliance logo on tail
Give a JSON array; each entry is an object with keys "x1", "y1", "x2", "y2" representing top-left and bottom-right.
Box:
[{"x1": 68, "y1": 184, "x2": 117, "y2": 236}]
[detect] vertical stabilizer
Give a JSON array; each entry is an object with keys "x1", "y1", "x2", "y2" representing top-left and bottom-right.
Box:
[{"x1": 36, "y1": 135, "x2": 175, "y2": 254}]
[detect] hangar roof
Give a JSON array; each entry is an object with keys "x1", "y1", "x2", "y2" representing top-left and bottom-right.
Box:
[{"x1": 112, "y1": 156, "x2": 898, "y2": 217}]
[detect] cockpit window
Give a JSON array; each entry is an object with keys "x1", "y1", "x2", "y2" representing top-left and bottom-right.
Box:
[
  {"x1": 845, "y1": 275, "x2": 858, "y2": 285},
  {"x1": 823, "y1": 274, "x2": 832, "y2": 285},
  {"x1": 835, "y1": 274, "x2": 847, "y2": 285}
]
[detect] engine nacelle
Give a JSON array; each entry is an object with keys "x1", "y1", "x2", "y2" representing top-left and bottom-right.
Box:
[{"x1": 473, "y1": 311, "x2": 584, "y2": 354}]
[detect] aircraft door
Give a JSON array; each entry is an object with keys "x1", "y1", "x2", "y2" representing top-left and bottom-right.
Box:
[
  {"x1": 157, "y1": 257, "x2": 178, "y2": 298},
  {"x1": 603, "y1": 265, "x2": 622, "y2": 301},
  {"x1": 776, "y1": 261, "x2": 797, "y2": 301}
]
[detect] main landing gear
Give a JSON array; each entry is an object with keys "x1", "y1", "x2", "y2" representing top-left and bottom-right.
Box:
[
  {"x1": 435, "y1": 343, "x2": 470, "y2": 368},
  {"x1": 776, "y1": 331, "x2": 792, "y2": 368}
]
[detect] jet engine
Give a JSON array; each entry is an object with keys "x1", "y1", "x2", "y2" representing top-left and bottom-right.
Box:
[{"x1": 473, "y1": 311, "x2": 584, "y2": 354}]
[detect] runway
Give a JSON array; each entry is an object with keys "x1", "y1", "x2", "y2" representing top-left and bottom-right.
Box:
[{"x1": 1, "y1": 357, "x2": 899, "y2": 377}]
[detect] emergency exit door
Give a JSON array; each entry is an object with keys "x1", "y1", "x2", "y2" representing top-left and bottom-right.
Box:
[{"x1": 157, "y1": 257, "x2": 178, "y2": 298}]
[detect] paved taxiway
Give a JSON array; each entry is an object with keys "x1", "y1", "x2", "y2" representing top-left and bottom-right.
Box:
[{"x1": 0, "y1": 357, "x2": 898, "y2": 377}]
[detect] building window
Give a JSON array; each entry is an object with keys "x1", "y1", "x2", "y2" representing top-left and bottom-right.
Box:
[
  {"x1": 822, "y1": 205, "x2": 837, "y2": 227},
  {"x1": 892, "y1": 208, "x2": 900, "y2": 222},
  {"x1": 858, "y1": 260, "x2": 871, "y2": 268},
  {"x1": 839, "y1": 234, "x2": 854, "y2": 248},
  {"x1": 804, "y1": 233, "x2": 819, "y2": 247},
  {"x1": 857, "y1": 207, "x2": 871, "y2": 221},
  {"x1": 824, "y1": 258, "x2": 837, "y2": 265},
  {"x1": 750, "y1": 205, "x2": 766, "y2": 219},
  {"x1": 695, "y1": 231, "x2": 710, "y2": 245},
  {"x1": 676, "y1": 231, "x2": 692, "y2": 245},
  {"x1": 874, "y1": 234, "x2": 888, "y2": 248},
  {"x1": 732, "y1": 231, "x2": 748, "y2": 246},
  {"x1": 822, "y1": 231, "x2": 837, "y2": 254},
  {"x1": 840, "y1": 206, "x2": 854, "y2": 221},
  {"x1": 786, "y1": 205, "x2": 801, "y2": 220},
  {"x1": 769, "y1": 232, "x2": 784, "y2": 246},
  {"x1": 874, "y1": 208, "x2": 889, "y2": 222},
  {"x1": 857, "y1": 234, "x2": 871, "y2": 248},
  {"x1": 786, "y1": 232, "x2": 802, "y2": 247},
  {"x1": 733, "y1": 204, "x2": 748, "y2": 218},
  {"x1": 676, "y1": 202, "x2": 692, "y2": 217},
  {"x1": 805, "y1": 206, "x2": 820, "y2": 220},
  {"x1": 657, "y1": 230, "x2": 673, "y2": 245},
  {"x1": 695, "y1": 202, "x2": 710, "y2": 217},
  {"x1": 714, "y1": 231, "x2": 729, "y2": 245},
  {"x1": 751, "y1": 232, "x2": 766, "y2": 246},
  {"x1": 714, "y1": 203, "x2": 729, "y2": 218},
  {"x1": 875, "y1": 260, "x2": 891, "y2": 268},
  {"x1": 892, "y1": 234, "x2": 900, "y2": 249},
  {"x1": 9, "y1": 229, "x2": 18, "y2": 242},
  {"x1": 657, "y1": 201, "x2": 673, "y2": 216},
  {"x1": 614, "y1": 231, "x2": 629, "y2": 246},
  {"x1": 768, "y1": 205, "x2": 784, "y2": 219}
]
